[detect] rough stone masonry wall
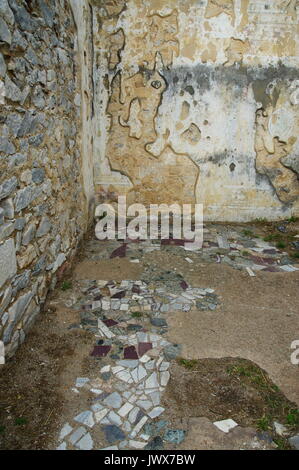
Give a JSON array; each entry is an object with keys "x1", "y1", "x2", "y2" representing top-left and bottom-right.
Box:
[
  {"x1": 92, "y1": 0, "x2": 299, "y2": 221},
  {"x1": 0, "y1": 0, "x2": 89, "y2": 358}
]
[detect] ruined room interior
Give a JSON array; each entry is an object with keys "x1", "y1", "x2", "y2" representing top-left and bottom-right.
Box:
[{"x1": 0, "y1": 0, "x2": 299, "y2": 452}]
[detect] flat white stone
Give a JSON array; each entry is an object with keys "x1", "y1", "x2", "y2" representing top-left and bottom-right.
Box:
[
  {"x1": 75, "y1": 433, "x2": 93, "y2": 450},
  {"x1": 145, "y1": 360, "x2": 156, "y2": 371},
  {"x1": 112, "y1": 366, "x2": 125, "y2": 374},
  {"x1": 140, "y1": 433, "x2": 150, "y2": 441},
  {"x1": 118, "y1": 402, "x2": 134, "y2": 417},
  {"x1": 129, "y1": 440, "x2": 146, "y2": 449},
  {"x1": 130, "y1": 416, "x2": 148, "y2": 438},
  {"x1": 91, "y1": 403, "x2": 104, "y2": 412},
  {"x1": 148, "y1": 391, "x2": 160, "y2": 406},
  {"x1": 274, "y1": 421, "x2": 288, "y2": 437},
  {"x1": 68, "y1": 426, "x2": 86, "y2": 445},
  {"x1": 120, "y1": 304, "x2": 129, "y2": 311},
  {"x1": 137, "y1": 400, "x2": 153, "y2": 411},
  {"x1": 159, "y1": 361, "x2": 170, "y2": 371},
  {"x1": 128, "y1": 394, "x2": 137, "y2": 404},
  {"x1": 213, "y1": 419, "x2": 238, "y2": 433},
  {"x1": 75, "y1": 377, "x2": 90, "y2": 388},
  {"x1": 100, "y1": 446, "x2": 118, "y2": 450},
  {"x1": 98, "y1": 319, "x2": 115, "y2": 338},
  {"x1": 90, "y1": 388, "x2": 102, "y2": 394},
  {"x1": 91, "y1": 300, "x2": 102, "y2": 310},
  {"x1": 116, "y1": 369, "x2": 133, "y2": 383},
  {"x1": 128, "y1": 406, "x2": 140, "y2": 424},
  {"x1": 148, "y1": 406, "x2": 165, "y2": 419},
  {"x1": 117, "y1": 360, "x2": 139, "y2": 369},
  {"x1": 124, "y1": 421, "x2": 132, "y2": 432},
  {"x1": 103, "y1": 392, "x2": 123, "y2": 408},
  {"x1": 59, "y1": 423, "x2": 73, "y2": 441},
  {"x1": 101, "y1": 417, "x2": 110, "y2": 424},
  {"x1": 145, "y1": 372, "x2": 159, "y2": 389},
  {"x1": 140, "y1": 354, "x2": 151, "y2": 363},
  {"x1": 160, "y1": 371, "x2": 170, "y2": 387},
  {"x1": 101, "y1": 300, "x2": 110, "y2": 310},
  {"x1": 56, "y1": 441, "x2": 67, "y2": 450},
  {"x1": 74, "y1": 410, "x2": 94, "y2": 428},
  {"x1": 100, "y1": 365, "x2": 111, "y2": 373},
  {"x1": 95, "y1": 408, "x2": 109, "y2": 423},
  {"x1": 108, "y1": 410, "x2": 122, "y2": 426}
]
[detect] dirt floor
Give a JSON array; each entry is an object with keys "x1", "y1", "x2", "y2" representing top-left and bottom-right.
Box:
[{"x1": 0, "y1": 222, "x2": 298, "y2": 450}]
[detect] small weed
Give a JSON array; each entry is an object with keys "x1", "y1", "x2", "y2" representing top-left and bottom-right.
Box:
[
  {"x1": 14, "y1": 417, "x2": 27, "y2": 426},
  {"x1": 227, "y1": 365, "x2": 252, "y2": 377},
  {"x1": 131, "y1": 311, "x2": 143, "y2": 318},
  {"x1": 242, "y1": 229, "x2": 254, "y2": 237},
  {"x1": 242, "y1": 251, "x2": 249, "y2": 257},
  {"x1": 256, "y1": 415, "x2": 270, "y2": 431},
  {"x1": 273, "y1": 437, "x2": 289, "y2": 450},
  {"x1": 178, "y1": 358, "x2": 198, "y2": 370},
  {"x1": 276, "y1": 241, "x2": 286, "y2": 249},
  {"x1": 291, "y1": 252, "x2": 299, "y2": 259},
  {"x1": 254, "y1": 218, "x2": 268, "y2": 224},
  {"x1": 287, "y1": 216, "x2": 298, "y2": 223},
  {"x1": 286, "y1": 409, "x2": 299, "y2": 426},
  {"x1": 0, "y1": 425, "x2": 5, "y2": 434},
  {"x1": 263, "y1": 234, "x2": 281, "y2": 242},
  {"x1": 61, "y1": 280, "x2": 72, "y2": 291}
]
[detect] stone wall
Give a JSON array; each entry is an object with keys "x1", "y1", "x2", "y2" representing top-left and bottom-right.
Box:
[
  {"x1": 0, "y1": 0, "x2": 90, "y2": 357},
  {"x1": 92, "y1": 0, "x2": 299, "y2": 221}
]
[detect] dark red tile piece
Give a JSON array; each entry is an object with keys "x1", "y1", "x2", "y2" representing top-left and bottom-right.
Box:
[
  {"x1": 93, "y1": 295, "x2": 102, "y2": 301},
  {"x1": 261, "y1": 266, "x2": 280, "y2": 272},
  {"x1": 263, "y1": 249, "x2": 277, "y2": 255},
  {"x1": 124, "y1": 345, "x2": 138, "y2": 359},
  {"x1": 251, "y1": 255, "x2": 275, "y2": 265},
  {"x1": 111, "y1": 290, "x2": 126, "y2": 299},
  {"x1": 103, "y1": 319, "x2": 118, "y2": 327},
  {"x1": 161, "y1": 238, "x2": 185, "y2": 246},
  {"x1": 110, "y1": 244, "x2": 127, "y2": 258},
  {"x1": 180, "y1": 280, "x2": 188, "y2": 290},
  {"x1": 138, "y1": 342, "x2": 153, "y2": 356},
  {"x1": 90, "y1": 345, "x2": 111, "y2": 357}
]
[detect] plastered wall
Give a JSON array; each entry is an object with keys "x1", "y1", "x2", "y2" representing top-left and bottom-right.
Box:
[{"x1": 92, "y1": 0, "x2": 299, "y2": 221}]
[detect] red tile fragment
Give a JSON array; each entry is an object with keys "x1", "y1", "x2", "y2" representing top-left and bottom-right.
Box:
[
  {"x1": 138, "y1": 342, "x2": 153, "y2": 356},
  {"x1": 124, "y1": 346, "x2": 138, "y2": 359},
  {"x1": 103, "y1": 319, "x2": 118, "y2": 327},
  {"x1": 90, "y1": 345, "x2": 111, "y2": 357}
]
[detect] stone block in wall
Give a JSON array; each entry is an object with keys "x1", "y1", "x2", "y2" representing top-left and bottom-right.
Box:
[{"x1": 0, "y1": 238, "x2": 17, "y2": 288}]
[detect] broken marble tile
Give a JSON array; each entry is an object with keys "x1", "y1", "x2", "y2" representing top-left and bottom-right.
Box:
[
  {"x1": 213, "y1": 419, "x2": 238, "y2": 433},
  {"x1": 160, "y1": 371, "x2": 170, "y2": 387},
  {"x1": 74, "y1": 410, "x2": 95, "y2": 428},
  {"x1": 103, "y1": 392, "x2": 123, "y2": 409},
  {"x1": 68, "y1": 427, "x2": 87, "y2": 445},
  {"x1": 148, "y1": 406, "x2": 165, "y2": 419},
  {"x1": 59, "y1": 423, "x2": 73, "y2": 441},
  {"x1": 94, "y1": 408, "x2": 109, "y2": 423},
  {"x1": 116, "y1": 369, "x2": 133, "y2": 383},
  {"x1": 75, "y1": 432, "x2": 93, "y2": 450},
  {"x1": 129, "y1": 440, "x2": 146, "y2": 449},
  {"x1": 118, "y1": 402, "x2": 134, "y2": 418},
  {"x1": 130, "y1": 416, "x2": 148, "y2": 438},
  {"x1": 108, "y1": 410, "x2": 122, "y2": 426},
  {"x1": 75, "y1": 377, "x2": 90, "y2": 388}
]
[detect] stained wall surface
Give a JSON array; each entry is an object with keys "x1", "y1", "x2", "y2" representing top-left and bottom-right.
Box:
[{"x1": 92, "y1": 0, "x2": 299, "y2": 221}]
